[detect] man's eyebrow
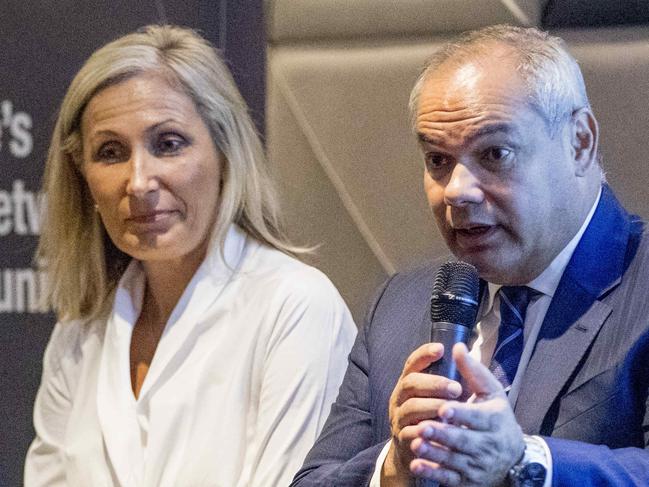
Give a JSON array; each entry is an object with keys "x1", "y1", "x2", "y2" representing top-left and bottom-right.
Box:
[
  {"x1": 417, "y1": 123, "x2": 518, "y2": 146},
  {"x1": 469, "y1": 123, "x2": 517, "y2": 140}
]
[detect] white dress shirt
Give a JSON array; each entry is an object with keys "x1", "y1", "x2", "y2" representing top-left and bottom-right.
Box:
[
  {"x1": 370, "y1": 188, "x2": 602, "y2": 486},
  {"x1": 25, "y1": 224, "x2": 357, "y2": 487}
]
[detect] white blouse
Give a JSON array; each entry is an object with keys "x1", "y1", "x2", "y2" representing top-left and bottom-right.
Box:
[{"x1": 25, "y1": 225, "x2": 356, "y2": 487}]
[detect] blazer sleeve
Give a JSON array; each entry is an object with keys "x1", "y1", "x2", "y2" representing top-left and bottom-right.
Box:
[
  {"x1": 290, "y1": 276, "x2": 397, "y2": 487},
  {"x1": 545, "y1": 437, "x2": 649, "y2": 485}
]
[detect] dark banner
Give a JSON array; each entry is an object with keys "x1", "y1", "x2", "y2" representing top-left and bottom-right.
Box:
[{"x1": 0, "y1": 2, "x2": 264, "y2": 485}]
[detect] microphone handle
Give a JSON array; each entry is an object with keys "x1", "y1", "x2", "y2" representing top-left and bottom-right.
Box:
[{"x1": 425, "y1": 322, "x2": 471, "y2": 380}]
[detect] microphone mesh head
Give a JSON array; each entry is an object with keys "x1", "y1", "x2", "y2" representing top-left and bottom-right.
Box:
[{"x1": 430, "y1": 261, "x2": 479, "y2": 328}]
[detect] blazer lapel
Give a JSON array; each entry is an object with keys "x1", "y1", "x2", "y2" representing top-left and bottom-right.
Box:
[{"x1": 514, "y1": 186, "x2": 632, "y2": 434}]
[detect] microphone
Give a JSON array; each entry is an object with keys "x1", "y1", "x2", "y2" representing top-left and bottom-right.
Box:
[{"x1": 425, "y1": 261, "x2": 479, "y2": 380}]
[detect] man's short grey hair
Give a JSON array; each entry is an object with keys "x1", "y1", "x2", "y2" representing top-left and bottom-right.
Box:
[{"x1": 409, "y1": 25, "x2": 591, "y2": 137}]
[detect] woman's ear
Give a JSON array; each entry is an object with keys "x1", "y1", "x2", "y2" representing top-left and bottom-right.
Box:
[{"x1": 570, "y1": 107, "x2": 599, "y2": 176}]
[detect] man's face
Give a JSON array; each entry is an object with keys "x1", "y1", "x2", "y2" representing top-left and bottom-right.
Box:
[{"x1": 417, "y1": 51, "x2": 584, "y2": 284}]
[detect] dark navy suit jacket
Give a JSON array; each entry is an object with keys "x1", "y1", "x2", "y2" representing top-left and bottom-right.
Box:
[{"x1": 292, "y1": 186, "x2": 649, "y2": 486}]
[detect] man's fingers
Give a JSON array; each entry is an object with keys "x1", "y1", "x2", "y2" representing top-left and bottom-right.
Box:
[
  {"x1": 402, "y1": 343, "x2": 445, "y2": 376},
  {"x1": 397, "y1": 424, "x2": 423, "y2": 444},
  {"x1": 452, "y1": 342, "x2": 504, "y2": 398},
  {"x1": 395, "y1": 372, "x2": 462, "y2": 405},
  {"x1": 411, "y1": 437, "x2": 477, "y2": 477},
  {"x1": 436, "y1": 399, "x2": 507, "y2": 431},
  {"x1": 418, "y1": 420, "x2": 486, "y2": 457},
  {"x1": 410, "y1": 458, "x2": 462, "y2": 486},
  {"x1": 395, "y1": 398, "x2": 447, "y2": 429}
]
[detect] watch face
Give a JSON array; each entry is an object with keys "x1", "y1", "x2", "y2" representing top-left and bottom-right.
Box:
[{"x1": 520, "y1": 462, "x2": 547, "y2": 485}]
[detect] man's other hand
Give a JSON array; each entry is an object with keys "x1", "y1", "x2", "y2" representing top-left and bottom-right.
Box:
[{"x1": 409, "y1": 343, "x2": 525, "y2": 486}]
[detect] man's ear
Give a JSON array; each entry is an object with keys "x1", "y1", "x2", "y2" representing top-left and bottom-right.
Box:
[{"x1": 569, "y1": 107, "x2": 599, "y2": 176}]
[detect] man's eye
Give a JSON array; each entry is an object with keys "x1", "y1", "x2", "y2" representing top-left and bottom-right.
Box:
[
  {"x1": 155, "y1": 133, "x2": 187, "y2": 155},
  {"x1": 482, "y1": 147, "x2": 512, "y2": 164},
  {"x1": 95, "y1": 142, "x2": 127, "y2": 163},
  {"x1": 425, "y1": 153, "x2": 450, "y2": 172}
]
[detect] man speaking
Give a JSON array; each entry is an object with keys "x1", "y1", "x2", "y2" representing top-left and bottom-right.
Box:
[{"x1": 291, "y1": 25, "x2": 649, "y2": 486}]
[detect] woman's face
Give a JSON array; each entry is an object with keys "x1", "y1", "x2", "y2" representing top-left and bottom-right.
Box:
[{"x1": 81, "y1": 73, "x2": 224, "y2": 266}]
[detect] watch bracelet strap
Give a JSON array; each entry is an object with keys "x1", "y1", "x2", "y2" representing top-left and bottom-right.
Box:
[
  {"x1": 521, "y1": 435, "x2": 549, "y2": 466},
  {"x1": 507, "y1": 435, "x2": 549, "y2": 486}
]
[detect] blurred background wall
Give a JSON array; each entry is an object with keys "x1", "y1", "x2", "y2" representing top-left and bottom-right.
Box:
[{"x1": 1, "y1": 1, "x2": 648, "y2": 485}]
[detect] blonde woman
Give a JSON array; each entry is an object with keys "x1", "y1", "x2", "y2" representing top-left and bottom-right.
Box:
[{"x1": 25, "y1": 25, "x2": 356, "y2": 487}]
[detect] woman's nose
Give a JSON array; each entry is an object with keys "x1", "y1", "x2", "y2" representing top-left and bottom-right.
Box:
[{"x1": 125, "y1": 150, "x2": 159, "y2": 196}]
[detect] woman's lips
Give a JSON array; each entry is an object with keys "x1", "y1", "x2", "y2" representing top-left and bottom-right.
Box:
[
  {"x1": 126, "y1": 210, "x2": 179, "y2": 232},
  {"x1": 127, "y1": 210, "x2": 175, "y2": 223}
]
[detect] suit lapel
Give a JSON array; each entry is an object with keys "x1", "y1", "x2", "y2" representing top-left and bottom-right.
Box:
[
  {"x1": 514, "y1": 186, "x2": 632, "y2": 434},
  {"x1": 514, "y1": 274, "x2": 614, "y2": 433}
]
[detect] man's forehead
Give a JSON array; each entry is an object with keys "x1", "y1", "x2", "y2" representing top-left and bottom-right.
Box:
[
  {"x1": 417, "y1": 52, "x2": 529, "y2": 116},
  {"x1": 423, "y1": 42, "x2": 523, "y2": 92},
  {"x1": 416, "y1": 121, "x2": 521, "y2": 148}
]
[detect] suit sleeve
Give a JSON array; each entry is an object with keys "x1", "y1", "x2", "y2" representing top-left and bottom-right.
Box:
[
  {"x1": 290, "y1": 276, "x2": 396, "y2": 487},
  {"x1": 545, "y1": 437, "x2": 649, "y2": 486}
]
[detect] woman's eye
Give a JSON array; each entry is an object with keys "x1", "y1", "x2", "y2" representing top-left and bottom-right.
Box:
[
  {"x1": 155, "y1": 133, "x2": 187, "y2": 155},
  {"x1": 95, "y1": 142, "x2": 127, "y2": 163}
]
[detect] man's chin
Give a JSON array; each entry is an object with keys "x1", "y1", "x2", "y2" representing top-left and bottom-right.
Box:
[{"x1": 450, "y1": 250, "x2": 514, "y2": 284}]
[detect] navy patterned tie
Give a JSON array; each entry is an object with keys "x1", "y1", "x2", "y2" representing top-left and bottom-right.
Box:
[{"x1": 489, "y1": 286, "x2": 538, "y2": 392}]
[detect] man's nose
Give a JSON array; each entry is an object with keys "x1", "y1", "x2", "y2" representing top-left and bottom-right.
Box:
[
  {"x1": 126, "y1": 150, "x2": 160, "y2": 196},
  {"x1": 443, "y1": 163, "x2": 483, "y2": 207}
]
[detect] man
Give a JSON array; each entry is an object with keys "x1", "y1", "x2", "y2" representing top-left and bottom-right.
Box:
[{"x1": 291, "y1": 25, "x2": 649, "y2": 486}]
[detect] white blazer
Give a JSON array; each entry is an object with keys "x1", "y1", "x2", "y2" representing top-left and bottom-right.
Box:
[{"x1": 25, "y1": 225, "x2": 356, "y2": 487}]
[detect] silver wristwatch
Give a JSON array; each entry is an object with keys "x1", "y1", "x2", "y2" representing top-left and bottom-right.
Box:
[{"x1": 508, "y1": 435, "x2": 548, "y2": 487}]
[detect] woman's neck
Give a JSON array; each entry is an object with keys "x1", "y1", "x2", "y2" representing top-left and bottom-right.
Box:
[{"x1": 140, "y1": 248, "x2": 207, "y2": 325}]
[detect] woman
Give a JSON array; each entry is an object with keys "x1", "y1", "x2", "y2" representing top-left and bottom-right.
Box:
[{"x1": 25, "y1": 25, "x2": 356, "y2": 487}]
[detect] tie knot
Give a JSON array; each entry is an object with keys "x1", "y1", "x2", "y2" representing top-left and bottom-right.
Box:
[{"x1": 498, "y1": 286, "x2": 538, "y2": 328}]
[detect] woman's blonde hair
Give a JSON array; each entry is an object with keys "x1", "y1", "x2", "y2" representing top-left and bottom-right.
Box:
[{"x1": 38, "y1": 24, "x2": 300, "y2": 321}]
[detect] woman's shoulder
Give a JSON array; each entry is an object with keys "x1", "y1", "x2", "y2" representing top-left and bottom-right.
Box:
[
  {"x1": 240, "y1": 242, "x2": 356, "y2": 344},
  {"x1": 43, "y1": 314, "x2": 107, "y2": 373},
  {"x1": 243, "y1": 242, "x2": 341, "y2": 298}
]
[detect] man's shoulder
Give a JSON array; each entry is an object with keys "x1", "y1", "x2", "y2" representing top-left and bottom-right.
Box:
[
  {"x1": 387, "y1": 259, "x2": 441, "y2": 290},
  {"x1": 378, "y1": 257, "x2": 450, "y2": 304},
  {"x1": 623, "y1": 220, "x2": 649, "y2": 278},
  {"x1": 362, "y1": 257, "x2": 451, "y2": 334}
]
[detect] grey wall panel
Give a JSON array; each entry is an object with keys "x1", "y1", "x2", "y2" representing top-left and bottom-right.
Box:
[
  {"x1": 558, "y1": 27, "x2": 649, "y2": 219},
  {"x1": 268, "y1": 43, "x2": 450, "y2": 320},
  {"x1": 268, "y1": 76, "x2": 389, "y2": 322},
  {"x1": 267, "y1": 0, "x2": 543, "y2": 42}
]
